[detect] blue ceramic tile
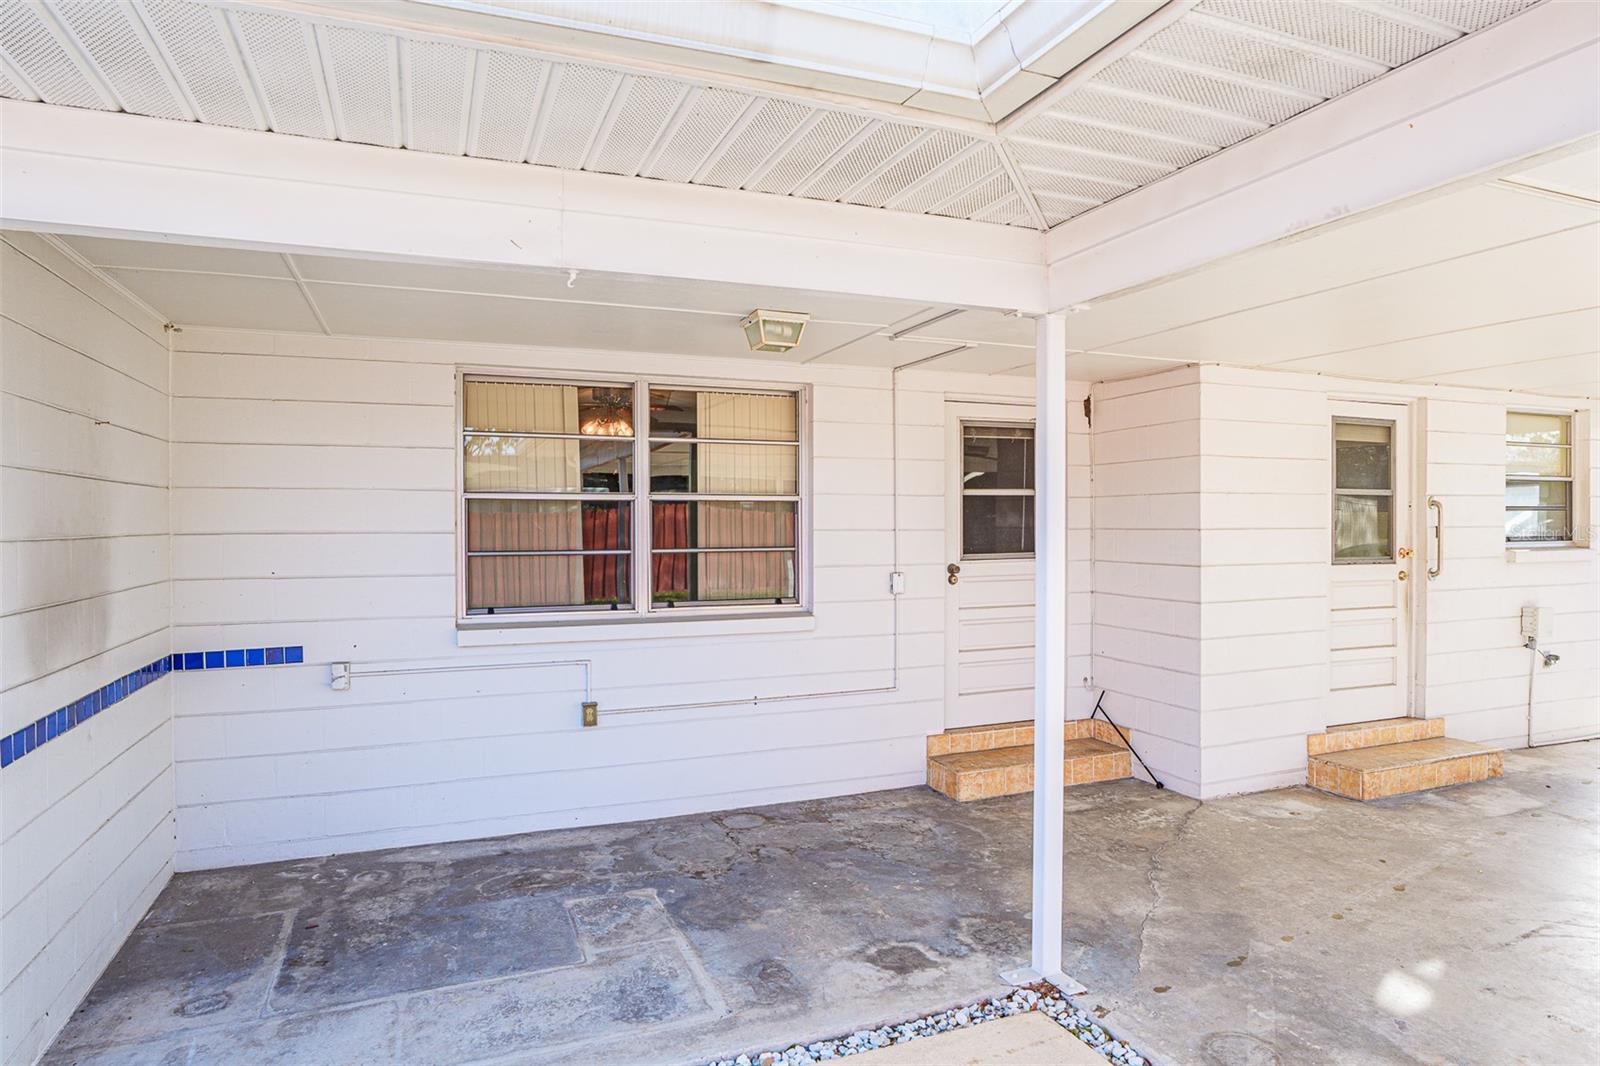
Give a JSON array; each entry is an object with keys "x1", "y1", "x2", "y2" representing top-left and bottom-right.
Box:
[
  {"x1": 185, "y1": 652, "x2": 204, "y2": 671},
  {"x1": 246, "y1": 648, "x2": 265, "y2": 666},
  {"x1": 0, "y1": 734, "x2": 11, "y2": 768},
  {"x1": 205, "y1": 651, "x2": 224, "y2": 670},
  {"x1": 285, "y1": 646, "x2": 304, "y2": 664},
  {"x1": 225, "y1": 649, "x2": 245, "y2": 668},
  {"x1": 265, "y1": 647, "x2": 284, "y2": 665}
]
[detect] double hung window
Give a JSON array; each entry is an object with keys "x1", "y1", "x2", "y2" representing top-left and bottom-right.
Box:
[
  {"x1": 1506, "y1": 411, "x2": 1574, "y2": 545},
  {"x1": 461, "y1": 377, "x2": 802, "y2": 618}
]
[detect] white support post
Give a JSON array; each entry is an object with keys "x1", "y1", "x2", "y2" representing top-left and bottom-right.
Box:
[{"x1": 1023, "y1": 311, "x2": 1078, "y2": 991}]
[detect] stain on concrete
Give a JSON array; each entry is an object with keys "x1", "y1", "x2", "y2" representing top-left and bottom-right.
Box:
[{"x1": 864, "y1": 944, "x2": 938, "y2": 976}]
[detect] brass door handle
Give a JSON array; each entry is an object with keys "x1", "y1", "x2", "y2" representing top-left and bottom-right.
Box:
[
  {"x1": 1398, "y1": 570, "x2": 1409, "y2": 581},
  {"x1": 947, "y1": 563, "x2": 961, "y2": 585},
  {"x1": 1398, "y1": 547, "x2": 1413, "y2": 559}
]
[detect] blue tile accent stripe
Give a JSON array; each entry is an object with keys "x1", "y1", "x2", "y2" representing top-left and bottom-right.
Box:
[{"x1": 1, "y1": 646, "x2": 306, "y2": 771}]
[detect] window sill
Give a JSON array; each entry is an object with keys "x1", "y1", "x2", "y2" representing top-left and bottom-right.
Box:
[
  {"x1": 1505, "y1": 546, "x2": 1596, "y2": 563},
  {"x1": 456, "y1": 611, "x2": 816, "y2": 646}
]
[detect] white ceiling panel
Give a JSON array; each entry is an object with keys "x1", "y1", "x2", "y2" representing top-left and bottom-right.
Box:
[
  {"x1": 1068, "y1": 185, "x2": 1600, "y2": 350},
  {"x1": 63, "y1": 235, "x2": 293, "y2": 277},
  {"x1": 801, "y1": 330, "x2": 962, "y2": 368},
  {"x1": 996, "y1": 351, "x2": 1192, "y2": 379},
  {"x1": 1424, "y1": 351, "x2": 1600, "y2": 392},
  {"x1": 1106, "y1": 225, "x2": 1600, "y2": 364},
  {"x1": 1507, "y1": 143, "x2": 1600, "y2": 201},
  {"x1": 106, "y1": 268, "x2": 322, "y2": 332},
  {"x1": 0, "y1": 0, "x2": 1541, "y2": 232}
]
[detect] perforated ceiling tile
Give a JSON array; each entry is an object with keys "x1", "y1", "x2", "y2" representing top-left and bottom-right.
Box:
[
  {"x1": 320, "y1": 24, "x2": 398, "y2": 147},
  {"x1": 1020, "y1": 111, "x2": 1212, "y2": 168},
  {"x1": 929, "y1": 170, "x2": 1014, "y2": 220},
  {"x1": 139, "y1": 0, "x2": 261, "y2": 129},
  {"x1": 1201, "y1": 0, "x2": 1453, "y2": 66},
  {"x1": 1015, "y1": 164, "x2": 1133, "y2": 206},
  {"x1": 1093, "y1": 53, "x2": 1312, "y2": 126},
  {"x1": 532, "y1": 62, "x2": 620, "y2": 169},
  {"x1": 588, "y1": 74, "x2": 685, "y2": 176},
  {"x1": 230, "y1": 6, "x2": 332, "y2": 137},
  {"x1": 891, "y1": 143, "x2": 1005, "y2": 215},
  {"x1": 0, "y1": 62, "x2": 31, "y2": 98},
  {"x1": 1007, "y1": 136, "x2": 1173, "y2": 188},
  {"x1": 1141, "y1": 17, "x2": 1375, "y2": 100},
  {"x1": 746, "y1": 109, "x2": 868, "y2": 195},
  {"x1": 697, "y1": 96, "x2": 811, "y2": 190},
  {"x1": 795, "y1": 120, "x2": 920, "y2": 203},
  {"x1": 470, "y1": 48, "x2": 544, "y2": 162},
  {"x1": 404, "y1": 38, "x2": 473, "y2": 155},
  {"x1": 53, "y1": 1, "x2": 186, "y2": 118},
  {"x1": 1385, "y1": 0, "x2": 1540, "y2": 34},
  {"x1": 1034, "y1": 192, "x2": 1096, "y2": 226},
  {"x1": 1054, "y1": 83, "x2": 1262, "y2": 149},
  {"x1": 639, "y1": 86, "x2": 751, "y2": 184},
  {"x1": 0, "y1": 0, "x2": 111, "y2": 109}
]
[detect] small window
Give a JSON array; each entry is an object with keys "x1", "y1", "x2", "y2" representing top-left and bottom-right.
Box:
[
  {"x1": 1506, "y1": 411, "x2": 1573, "y2": 544},
  {"x1": 648, "y1": 388, "x2": 799, "y2": 606},
  {"x1": 962, "y1": 424, "x2": 1034, "y2": 557},
  {"x1": 462, "y1": 380, "x2": 635, "y2": 614},
  {"x1": 1332, "y1": 419, "x2": 1394, "y2": 563}
]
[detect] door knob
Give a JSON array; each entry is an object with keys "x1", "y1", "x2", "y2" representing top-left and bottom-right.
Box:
[{"x1": 947, "y1": 563, "x2": 961, "y2": 585}]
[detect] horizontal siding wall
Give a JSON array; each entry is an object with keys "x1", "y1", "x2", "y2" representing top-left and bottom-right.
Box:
[
  {"x1": 167, "y1": 328, "x2": 1083, "y2": 869},
  {"x1": 1423, "y1": 397, "x2": 1599, "y2": 749},
  {"x1": 0, "y1": 233, "x2": 174, "y2": 1066}
]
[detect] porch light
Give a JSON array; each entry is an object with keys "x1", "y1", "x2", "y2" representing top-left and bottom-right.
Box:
[{"x1": 740, "y1": 309, "x2": 810, "y2": 353}]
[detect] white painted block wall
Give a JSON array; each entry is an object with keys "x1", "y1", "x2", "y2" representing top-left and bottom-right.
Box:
[
  {"x1": 0, "y1": 234, "x2": 174, "y2": 1066},
  {"x1": 166, "y1": 328, "x2": 1089, "y2": 870},
  {"x1": 1091, "y1": 362, "x2": 1599, "y2": 800}
]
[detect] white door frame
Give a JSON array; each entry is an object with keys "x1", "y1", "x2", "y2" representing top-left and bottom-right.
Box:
[{"x1": 943, "y1": 400, "x2": 1037, "y2": 730}]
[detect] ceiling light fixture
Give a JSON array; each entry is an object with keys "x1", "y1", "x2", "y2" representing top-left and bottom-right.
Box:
[{"x1": 740, "y1": 309, "x2": 810, "y2": 353}]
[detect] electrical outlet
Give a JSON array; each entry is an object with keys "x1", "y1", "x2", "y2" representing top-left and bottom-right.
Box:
[{"x1": 889, "y1": 571, "x2": 905, "y2": 595}]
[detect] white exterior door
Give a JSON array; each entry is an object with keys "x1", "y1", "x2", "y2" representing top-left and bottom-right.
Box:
[
  {"x1": 944, "y1": 403, "x2": 1036, "y2": 729},
  {"x1": 1327, "y1": 400, "x2": 1414, "y2": 725}
]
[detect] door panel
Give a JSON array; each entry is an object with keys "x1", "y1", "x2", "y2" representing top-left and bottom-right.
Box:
[
  {"x1": 945, "y1": 406, "x2": 1037, "y2": 730},
  {"x1": 1327, "y1": 401, "x2": 1413, "y2": 726}
]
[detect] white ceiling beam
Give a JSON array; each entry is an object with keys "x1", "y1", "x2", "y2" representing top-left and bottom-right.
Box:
[
  {"x1": 0, "y1": 100, "x2": 1047, "y2": 313},
  {"x1": 1045, "y1": 0, "x2": 1600, "y2": 310}
]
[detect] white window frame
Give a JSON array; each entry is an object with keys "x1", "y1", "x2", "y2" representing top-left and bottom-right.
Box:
[
  {"x1": 455, "y1": 368, "x2": 811, "y2": 627},
  {"x1": 1505, "y1": 408, "x2": 1581, "y2": 549}
]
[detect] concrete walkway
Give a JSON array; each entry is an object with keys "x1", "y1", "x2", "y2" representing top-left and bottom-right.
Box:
[{"x1": 43, "y1": 741, "x2": 1598, "y2": 1065}]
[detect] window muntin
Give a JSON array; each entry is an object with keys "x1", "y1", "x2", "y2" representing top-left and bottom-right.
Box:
[
  {"x1": 648, "y1": 388, "x2": 800, "y2": 607},
  {"x1": 461, "y1": 377, "x2": 804, "y2": 618},
  {"x1": 1506, "y1": 411, "x2": 1573, "y2": 544},
  {"x1": 1332, "y1": 419, "x2": 1394, "y2": 562},
  {"x1": 961, "y1": 424, "x2": 1035, "y2": 557},
  {"x1": 463, "y1": 381, "x2": 636, "y2": 614}
]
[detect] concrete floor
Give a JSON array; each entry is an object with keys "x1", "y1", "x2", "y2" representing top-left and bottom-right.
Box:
[{"x1": 43, "y1": 741, "x2": 1599, "y2": 1066}]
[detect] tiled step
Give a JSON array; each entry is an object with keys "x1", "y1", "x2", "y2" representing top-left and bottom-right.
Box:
[
  {"x1": 1307, "y1": 717, "x2": 1444, "y2": 756},
  {"x1": 1308, "y1": 737, "x2": 1503, "y2": 801},
  {"x1": 928, "y1": 735, "x2": 1132, "y2": 802}
]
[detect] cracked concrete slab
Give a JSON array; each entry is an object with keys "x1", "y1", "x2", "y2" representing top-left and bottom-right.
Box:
[{"x1": 41, "y1": 741, "x2": 1599, "y2": 1066}]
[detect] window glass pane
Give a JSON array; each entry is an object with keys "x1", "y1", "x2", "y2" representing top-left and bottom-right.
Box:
[
  {"x1": 650, "y1": 388, "x2": 797, "y2": 441},
  {"x1": 468, "y1": 555, "x2": 629, "y2": 611},
  {"x1": 1506, "y1": 508, "x2": 1572, "y2": 543},
  {"x1": 465, "y1": 382, "x2": 636, "y2": 436},
  {"x1": 652, "y1": 550, "x2": 797, "y2": 605},
  {"x1": 1334, "y1": 494, "x2": 1393, "y2": 561},
  {"x1": 465, "y1": 437, "x2": 633, "y2": 493},
  {"x1": 963, "y1": 495, "x2": 1035, "y2": 556},
  {"x1": 652, "y1": 501, "x2": 797, "y2": 550},
  {"x1": 963, "y1": 425, "x2": 1033, "y2": 490},
  {"x1": 648, "y1": 442, "x2": 796, "y2": 494},
  {"x1": 466, "y1": 500, "x2": 629, "y2": 552},
  {"x1": 1334, "y1": 421, "x2": 1392, "y2": 491},
  {"x1": 1505, "y1": 480, "x2": 1571, "y2": 509},
  {"x1": 1505, "y1": 443, "x2": 1569, "y2": 477},
  {"x1": 1507, "y1": 411, "x2": 1569, "y2": 445}
]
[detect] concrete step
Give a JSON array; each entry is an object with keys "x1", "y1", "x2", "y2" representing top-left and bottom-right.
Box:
[
  {"x1": 928, "y1": 736, "x2": 1132, "y2": 802},
  {"x1": 1307, "y1": 717, "x2": 1444, "y2": 757},
  {"x1": 1308, "y1": 737, "x2": 1503, "y2": 801}
]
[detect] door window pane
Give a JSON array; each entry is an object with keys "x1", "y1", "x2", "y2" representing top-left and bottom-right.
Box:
[
  {"x1": 1334, "y1": 421, "x2": 1392, "y2": 490},
  {"x1": 964, "y1": 495, "x2": 1035, "y2": 556},
  {"x1": 963, "y1": 425, "x2": 1034, "y2": 490},
  {"x1": 1334, "y1": 494, "x2": 1393, "y2": 561}
]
